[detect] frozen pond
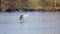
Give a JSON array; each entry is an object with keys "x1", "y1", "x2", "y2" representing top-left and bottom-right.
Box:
[{"x1": 0, "y1": 12, "x2": 60, "y2": 34}]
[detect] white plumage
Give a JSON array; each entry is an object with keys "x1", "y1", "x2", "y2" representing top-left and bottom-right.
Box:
[
  {"x1": 23, "y1": 13, "x2": 28, "y2": 17},
  {"x1": 23, "y1": 13, "x2": 28, "y2": 20}
]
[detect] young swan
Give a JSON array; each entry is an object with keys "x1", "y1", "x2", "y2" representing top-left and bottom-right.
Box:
[{"x1": 20, "y1": 13, "x2": 28, "y2": 23}]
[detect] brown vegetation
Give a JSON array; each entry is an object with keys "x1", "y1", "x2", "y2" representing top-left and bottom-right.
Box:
[{"x1": 0, "y1": 0, "x2": 60, "y2": 12}]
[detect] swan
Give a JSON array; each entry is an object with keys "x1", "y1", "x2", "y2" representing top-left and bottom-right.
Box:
[{"x1": 20, "y1": 13, "x2": 28, "y2": 23}]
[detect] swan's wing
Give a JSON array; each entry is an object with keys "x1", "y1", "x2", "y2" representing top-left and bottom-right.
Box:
[{"x1": 25, "y1": 14, "x2": 28, "y2": 16}]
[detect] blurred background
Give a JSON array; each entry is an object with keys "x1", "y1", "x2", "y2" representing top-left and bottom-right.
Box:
[{"x1": 0, "y1": 0, "x2": 60, "y2": 12}]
